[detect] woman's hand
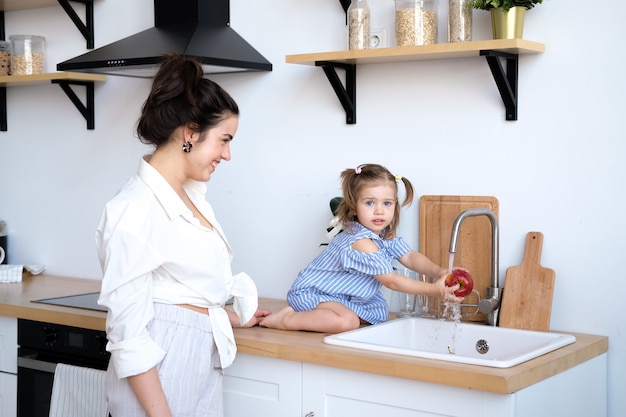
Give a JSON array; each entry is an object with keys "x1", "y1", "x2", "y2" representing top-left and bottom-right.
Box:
[
  {"x1": 228, "y1": 308, "x2": 273, "y2": 328},
  {"x1": 243, "y1": 308, "x2": 273, "y2": 327}
]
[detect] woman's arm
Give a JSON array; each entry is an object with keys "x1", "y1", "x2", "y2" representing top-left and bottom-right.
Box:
[{"x1": 127, "y1": 367, "x2": 172, "y2": 417}]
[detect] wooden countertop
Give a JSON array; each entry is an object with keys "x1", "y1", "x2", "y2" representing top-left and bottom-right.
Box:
[{"x1": 0, "y1": 275, "x2": 608, "y2": 394}]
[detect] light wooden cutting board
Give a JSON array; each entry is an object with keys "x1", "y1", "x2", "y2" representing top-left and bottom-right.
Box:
[
  {"x1": 499, "y1": 232, "x2": 555, "y2": 332},
  {"x1": 419, "y1": 196, "x2": 499, "y2": 322}
]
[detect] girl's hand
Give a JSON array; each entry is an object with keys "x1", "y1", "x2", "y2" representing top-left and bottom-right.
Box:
[{"x1": 435, "y1": 271, "x2": 465, "y2": 303}]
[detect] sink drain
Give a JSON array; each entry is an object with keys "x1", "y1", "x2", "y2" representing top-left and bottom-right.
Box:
[{"x1": 476, "y1": 339, "x2": 489, "y2": 354}]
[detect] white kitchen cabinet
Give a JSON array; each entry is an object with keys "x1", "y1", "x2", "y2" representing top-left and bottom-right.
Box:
[
  {"x1": 225, "y1": 352, "x2": 606, "y2": 417},
  {"x1": 223, "y1": 354, "x2": 301, "y2": 417},
  {"x1": 0, "y1": 316, "x2": 17, "y2": 417}
]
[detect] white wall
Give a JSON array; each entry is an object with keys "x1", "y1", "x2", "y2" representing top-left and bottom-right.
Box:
[{"x1": 0, "y1": 0, "x2": 623, "y2": 415}]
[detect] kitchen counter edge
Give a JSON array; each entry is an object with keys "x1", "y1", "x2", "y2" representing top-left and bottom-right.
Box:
[{"x1": 0, "y1": 275, "x2": 608, "y2": 394}]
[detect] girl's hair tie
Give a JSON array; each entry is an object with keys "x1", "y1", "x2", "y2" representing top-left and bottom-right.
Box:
[
  {"x1": 395, "y1": 174, "x2": 403, "y2": 181},
  {"x1": 355, "y1": 165, "x2": 364, "y2": 174}
]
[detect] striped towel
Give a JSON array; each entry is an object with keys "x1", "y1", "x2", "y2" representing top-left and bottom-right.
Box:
[{"x1": 49, "y1": 363, "x2": 108, "y2": 417}]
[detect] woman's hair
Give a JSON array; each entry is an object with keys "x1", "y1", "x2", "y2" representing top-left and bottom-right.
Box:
[
  {"x1": 137, "y1": 52, "x2": 239, "y2": 146},
  {"x1": 336, "y1": 164, "x2": 414, "y2": 239}
]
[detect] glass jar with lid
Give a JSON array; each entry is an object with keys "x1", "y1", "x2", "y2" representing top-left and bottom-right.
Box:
[
  {"x1": 10, "y1": 35, "x2": 46, "y2": 75},
  {"x1": 348, "y1": 0, "x2": 371, "y2": 50},
  {"x1": 395, "y1": 0, "x2": 438, "y2": 46}
]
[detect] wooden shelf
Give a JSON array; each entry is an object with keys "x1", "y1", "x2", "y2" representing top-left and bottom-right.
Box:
[
  {"x1": 0, "y1": 72, "x2": 106, "y2": 131},
  {"x1": 0, "y1": 71, "x2": 106, "y2": 87},
  {"x1": 0, "y1": 0, "x2": 59, "y2": 12},
  {"x1": 1, "y1": 0, "x2": 95, "y2": 49},
  {"x1": 285, "y1": 39, "x2": 545, "y2": 124},
  {"x1": 286, "y1": 39, "x2": 545, "y2": 65},
  {"x1": 0, "y1": 1, "x2": 99, "y2": 130}
]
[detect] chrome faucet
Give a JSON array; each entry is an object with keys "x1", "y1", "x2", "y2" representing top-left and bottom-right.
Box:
[{"x1": 449, "y1": 208, "x2": 501, "y2": 326}]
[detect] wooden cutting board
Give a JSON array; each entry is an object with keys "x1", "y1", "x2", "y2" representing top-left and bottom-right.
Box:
[
  {"x1": 499, "y1": 232, "x2": 556, "y2": 332},
  {"x1": 419, "y1": 196, "x2": 499, "y2": 322}
]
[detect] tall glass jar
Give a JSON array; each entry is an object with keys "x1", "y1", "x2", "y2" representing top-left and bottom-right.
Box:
[
  {"x1": 395, "y1": 0, "x2": 438, "y2": 46},
  {"x1": 448, "y1": 0, "x2": 472, "y2": 42},
  {"x1": 348, "y1": 0, "x2": 371, "y2": 50}
]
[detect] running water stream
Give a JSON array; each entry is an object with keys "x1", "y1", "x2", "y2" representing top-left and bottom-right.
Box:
[{"x1": 441, "y1": 252, "x2": 462, "y2": 354}]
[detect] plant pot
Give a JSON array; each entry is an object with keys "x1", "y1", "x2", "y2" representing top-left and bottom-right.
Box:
[{"x1": 490, "y1": 6, "x2": 526, "y2": 39}]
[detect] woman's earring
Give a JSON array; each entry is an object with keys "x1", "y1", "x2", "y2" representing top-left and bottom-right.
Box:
[{"x1": 182, "y1": 141, "x2": 193, "y2": 153}]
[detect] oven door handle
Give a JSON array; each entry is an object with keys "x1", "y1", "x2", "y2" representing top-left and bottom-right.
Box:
[{"x1": 18, "y1": 357, "x2": 57, "y2": 373}]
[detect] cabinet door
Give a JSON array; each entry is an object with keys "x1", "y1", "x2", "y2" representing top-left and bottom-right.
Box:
[
  {"x1": 224, "y1": 353, "x2": 301, "y2": 417},
  {"x1": 0, "y1": 317, "x2": 17, "y2": 374},
  {"x1": 0, "y1": 372, "x2": 17, "y2": 417},
  {"x1": 302, "y1": 363, "x2": 511, "y2": 417}
]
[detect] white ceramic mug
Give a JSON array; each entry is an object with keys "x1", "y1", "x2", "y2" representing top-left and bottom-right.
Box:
[{"x1": 0, "y1": 246, "x2": 4, "y2": 264}]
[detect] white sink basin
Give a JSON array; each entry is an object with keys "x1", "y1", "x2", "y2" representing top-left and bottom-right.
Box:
[{"x1": 324, "y1": 317, "x2": 576, "y2": 368}]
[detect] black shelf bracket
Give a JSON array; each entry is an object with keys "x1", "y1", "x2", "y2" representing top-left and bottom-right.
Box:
[
  {"x1": 0, "y1": 87, "x2": 7, "y2": 131},
  {"x1": 316, "y1": 61, "x2": 357, "y2": 125},
  {"x1": 339, "y1": 0, "x2": 351, "y2": 23},
  {"x1": 340, "y1": 0, "x2": 351, "y2": 13},
  {"x1": 480, "y1": 50, "x2": 519, "y2": 121},
  {"x1": 52, "y1": 80, "x2": 97, "y2": 129},
  {"x1": 57, "y1": 0, "x2": 95, "y2": 49}
]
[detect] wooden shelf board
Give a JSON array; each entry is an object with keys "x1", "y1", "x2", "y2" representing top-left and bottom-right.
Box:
[
  {"x1": 286, "y1": 39, "x2": 545, "y2": 66},
  {"x1": 0, "y1": 0, "x2": 58, "y2": 12},
  {"x1": 0, "y1": 72, "x2": 106, "y2": 86}
]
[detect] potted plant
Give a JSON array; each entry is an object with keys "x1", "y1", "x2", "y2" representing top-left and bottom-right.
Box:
[
  {"x1": 467, "y1": 0, "x2": 543, "y2": 39},
  {"x1": 467, "y1": 0, "x2": 543, "y2": 12}
]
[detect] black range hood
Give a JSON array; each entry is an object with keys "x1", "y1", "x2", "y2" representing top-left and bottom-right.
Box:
[{"x1": 57, "y1": 0, "x2": 272, "y2": 77}]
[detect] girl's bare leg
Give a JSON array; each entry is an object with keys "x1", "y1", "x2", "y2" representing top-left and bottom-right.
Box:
[{"x1": 259, "y1": 302, "x2": 361, "y2": 333}]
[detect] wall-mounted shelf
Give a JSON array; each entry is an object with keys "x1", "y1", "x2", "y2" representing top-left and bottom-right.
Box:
[
  {"x1": 0, "y1": 72, "x2": 106, "y2": 130},
  {"x1": 286, "y1": 39, "x2": 545, "y2": 124},
  {"x1": 1, "y1": 0, "x2": 95, "y2": 48},
  {"x1": 0, "y1": 0, "x2": 100, "y2": 131}
]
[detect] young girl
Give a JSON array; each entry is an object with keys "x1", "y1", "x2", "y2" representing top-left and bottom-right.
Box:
[{"x1": 260, "y1": 163, "x2": 465, "y2": 333}]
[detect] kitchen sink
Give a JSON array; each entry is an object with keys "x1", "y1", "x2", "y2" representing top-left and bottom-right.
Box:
[{"x1": 324, "y1": 317, "x2": 576, "y2": 368}]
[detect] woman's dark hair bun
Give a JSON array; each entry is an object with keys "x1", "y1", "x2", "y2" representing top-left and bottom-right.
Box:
[{"x1": 136, "y1": 52, "x2": 239, "y2": 147}]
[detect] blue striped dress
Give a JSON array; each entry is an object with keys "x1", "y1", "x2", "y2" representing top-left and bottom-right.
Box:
[{"x1": 287, "y1": 222, "x2": 411, "y2": 325}]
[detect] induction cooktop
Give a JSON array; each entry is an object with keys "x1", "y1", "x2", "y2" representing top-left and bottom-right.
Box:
[{"x1": 32, "y1": 292, "x2": 107, "y2": 312}]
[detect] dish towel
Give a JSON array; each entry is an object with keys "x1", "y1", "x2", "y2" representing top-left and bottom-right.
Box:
[
  {"x1": 0, "y1": 264, "x2": 45, "y2": 283},
  {"x1": 49, "y1": 363, "x2": 108, "y2": 417}
]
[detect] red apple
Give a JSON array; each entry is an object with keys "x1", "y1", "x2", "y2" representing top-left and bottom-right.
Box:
[{"x1": 445, "y1": 270, "x2": 474, "y2": 298}]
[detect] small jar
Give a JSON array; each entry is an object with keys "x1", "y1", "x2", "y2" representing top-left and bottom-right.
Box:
[
  {"x1": 0, "y1": 41, "x2": 11, "y2": 76},
  {"x1": 348, "y1": 0, "x2": 371, "y2": 50},
  {"x1": 395, "y1": 0, "x2": 438, "y2": 46},
  {"x1": 10, "y1": 35, "x2": 45, "y2": 75},
  {"x1": 448, "y1": 0, "x2": 472, "y2": 42}
]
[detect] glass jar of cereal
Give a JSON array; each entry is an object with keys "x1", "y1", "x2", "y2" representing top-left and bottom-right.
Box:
[
  {"x1": 395, "y1": 0, "x2": 438, "y2": 46},
  {"x1": 10, "y1": 35, "x2": 45, "y2": 75}
]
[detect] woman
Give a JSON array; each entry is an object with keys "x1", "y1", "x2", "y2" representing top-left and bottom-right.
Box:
[{"x1": 96, "y1": 53, "x2": 270, "y2": 417}]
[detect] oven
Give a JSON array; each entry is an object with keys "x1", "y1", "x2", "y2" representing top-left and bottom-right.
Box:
[{"x1": 17, "y1": 319, "x2": 110, "y2": 417}]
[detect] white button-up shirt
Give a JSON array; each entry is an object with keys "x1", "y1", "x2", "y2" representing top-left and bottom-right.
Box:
[{"x1": 96, "y1": 156, "x2": 258, "y2": 378}]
